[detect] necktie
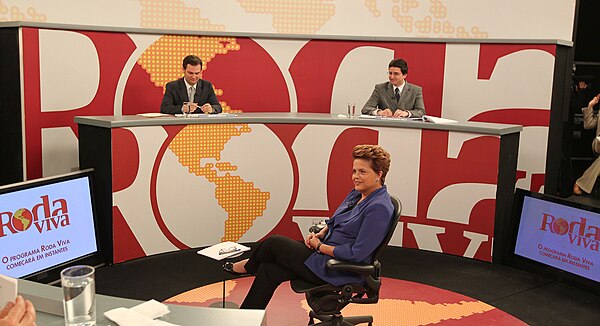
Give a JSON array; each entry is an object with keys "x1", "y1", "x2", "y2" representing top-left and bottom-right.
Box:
[
  {"x1": 189, "y1": 86, "x2": 195, "y2": 103},
  {"x1": 395, "y1": 87, "x2": 400, "y2": 102}
]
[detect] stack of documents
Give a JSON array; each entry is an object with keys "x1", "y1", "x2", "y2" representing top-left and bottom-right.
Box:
[{"x1": 197, "y1": 241, "x2": 251, "y2": 260}]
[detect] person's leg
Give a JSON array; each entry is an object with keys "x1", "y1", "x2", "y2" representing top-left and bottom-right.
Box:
[
  {"x1": 239, "y1": 235, "x2": 326, "y2": 309},
  {"x1": 244, "y1": 235, "x2": 323, "y2": 283},
  {"x1": 240, "y1": 262, "x2": 295, "y2": 309},
  {"x1": 575, "y1": 157, "x2": 600, "y2": 193}
]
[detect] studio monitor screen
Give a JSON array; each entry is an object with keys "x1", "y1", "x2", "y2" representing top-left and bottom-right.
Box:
[
  {"x1": 508, "y1": 189, "x2": 599, "y2": 293},
  {"x1": 0, "y1": 169, "x2": 102, "y2": 282}
]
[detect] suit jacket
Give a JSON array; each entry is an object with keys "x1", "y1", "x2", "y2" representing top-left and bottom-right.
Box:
[
  {"x1": 304, "y1": 186, "x2": 394, "y2": 286},
  {"x1": 582, "y1": 106, "x2": 600, "y2": 154},
  {"x1": 160, "y1": 78, "x2": 222, "y2": 114},
  {"x1": 361, "y1": 81, "x2": 425, "y2": 117}
]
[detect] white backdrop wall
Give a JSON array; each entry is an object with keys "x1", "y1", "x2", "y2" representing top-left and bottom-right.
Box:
[{"x1": 2, "y1": 0, "x2": 576, "y2": 42}]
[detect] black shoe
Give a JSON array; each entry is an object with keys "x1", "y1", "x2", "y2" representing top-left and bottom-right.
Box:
[{"x1": 223, "y1": 261, "x2": 250, "y2": 276}]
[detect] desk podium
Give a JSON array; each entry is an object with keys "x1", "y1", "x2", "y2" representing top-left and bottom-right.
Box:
[{"x1": 75, "y1": 113, "x2": 521, "y2": 265}]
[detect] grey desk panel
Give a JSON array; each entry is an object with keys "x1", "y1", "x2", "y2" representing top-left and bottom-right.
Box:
[
  {"x1": 18, "y1": 279, "x2": 266, "y2": 326},
  {"x1": 74, "y1": 113, "x2": 522, "y2": 136}
]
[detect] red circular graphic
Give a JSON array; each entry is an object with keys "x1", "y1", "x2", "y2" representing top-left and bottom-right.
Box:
[
  {"x1": 552, "y1": 218, "x2": 569, "y2": 235},
  {"x1": 11, "y1": 209, "x2": 33, "y2": 232}
]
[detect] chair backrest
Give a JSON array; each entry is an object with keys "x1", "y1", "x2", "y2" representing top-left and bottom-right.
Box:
[
  {"x1": 371, "y1": 196, "x2": 402, "y2": 263},
  {"x1": 359, "y1": 196, "x2": 401, "y2": 297}
]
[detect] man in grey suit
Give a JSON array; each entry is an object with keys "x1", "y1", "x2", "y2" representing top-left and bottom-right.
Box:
[
  {"x1": 160, "y1": 55, "x2": 222, "y2": 115},
  {"x1": 362, "y1": 58, "x2": 425, "y2": 118}
]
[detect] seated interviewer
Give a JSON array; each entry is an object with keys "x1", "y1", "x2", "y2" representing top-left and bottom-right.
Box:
[
  {"x1": 0, "y1": 296, "x2": 36, "y2": 326},
  {"x1": 160, "y1": 55, "x2": 222, "y2": 115},
  {"x1": 361, "y1": 58, "x2": 425, "y2": 118},
  {"x1": 224, "y1": 145, "x2": 394, "y2": 309}
]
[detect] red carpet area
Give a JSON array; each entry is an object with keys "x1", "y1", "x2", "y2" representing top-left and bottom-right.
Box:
[{"x1": 165, "y1": 276, "x2": 525, "y2": 326}]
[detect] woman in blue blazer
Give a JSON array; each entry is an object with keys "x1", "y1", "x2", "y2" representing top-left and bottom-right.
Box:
[{"x1": 224, "y1": 145, "x2": 394, "y2": 309}]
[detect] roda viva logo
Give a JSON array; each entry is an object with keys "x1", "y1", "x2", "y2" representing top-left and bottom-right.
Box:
[
  {"x1": 540, "y1": 213, "x2": 600, "y2": 251},
  {"x1": 0, "y1": 195, "x2": 70, "y2": 237}
]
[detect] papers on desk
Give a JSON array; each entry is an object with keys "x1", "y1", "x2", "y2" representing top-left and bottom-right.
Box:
[
  {"x1": 137, "y1": 113, "x2": 171, "y2": 118},
  {"x1": 197, "y1": 241, "x2": 251, "y2": 260},
  {"x1": 174, "y1": 113, "x2": 238, "y2": 118},
  {"x1": 358, "y1": 115, "x2": 422, "y2": 121},
  {"x1": 0, "y1": 274, "x2": 17, "y2": 308},
  {"x1": 358, "y1": 114, "x2": 457, "y2": 123},
  {"x1": 422, "y1": 115, "x2": 458, "y2": 124},
  {"x1": 358, "y1": 114, "x2": 377, "y2": 119},
  {"x1": 104, "y1": 299, "x2": 177, "y2": 326}
]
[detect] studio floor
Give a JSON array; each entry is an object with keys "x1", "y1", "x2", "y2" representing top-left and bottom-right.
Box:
[{"x1": 94, "y1": 245, "x2": 600, "y2": 325}]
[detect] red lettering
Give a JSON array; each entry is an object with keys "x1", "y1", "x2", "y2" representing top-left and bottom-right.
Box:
[
  {"x1": 0, "y1": 212, "x2": 16, "y2": 237},
  {"x1": 49, "y1": 216, "x2": 60, "y2": 229},
  {"x1": 51, "y1": 198, "x2": 68, "y2": 216},
  {"x1": 22, "y1": 28, "x2": 136, "y2": 179},
  {"x1": 34, "y1": 220, "x2": 45, "y2": 233},
  {"x1": 585, "y1": 225, "x2": 600, "y2": 241},
  {"x1": 569, "y1": 217, "x2": 587, "y2": 237},
  {"x1": 540, "y1": 213, "x2": 555, "y2": 231},
  {"x1": 31, "y1": 195, "x2": 50, "y2": 221}
]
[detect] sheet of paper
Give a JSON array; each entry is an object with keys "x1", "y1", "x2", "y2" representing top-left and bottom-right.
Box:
[
  {"x1": 0, "y1": 274, "x2": 18, "y2": 308},
  {"x1": 131, "y1": 299, "x2": 170, "y2": 319},
  {"x1": 137, "y1": 113, "x2": 171, "y2": 118},
  {"x1": 174, "y1": 113, "x2": 237, "y2": 118},
  {"x1": 197, "y1": 241, "x2": 251, "y2": 260},
  {"x1": 422, "y1": 115, "x2": 458, "y2": 124}
]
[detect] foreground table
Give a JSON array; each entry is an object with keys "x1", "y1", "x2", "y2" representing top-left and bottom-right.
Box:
[{"x1": 19, "y1": 279, "x2": 266, "y2": 325}]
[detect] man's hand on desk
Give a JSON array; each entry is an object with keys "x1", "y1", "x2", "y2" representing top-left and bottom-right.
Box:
[
  {"x1": 377, "y1": 108, "x2": 409, "y2": 118},
  {"x1": 377, "y1": 108, "x2": 394, "y2": 117},
  {"x1": 182, "y1": 103, "x2": 198, "y2": 114},
  {"x1": 394, "y1": 109, "x2": 409, "y2": 118},
  {"x1": 200, "y1": 103, "x2": 214, "y2": 114}
]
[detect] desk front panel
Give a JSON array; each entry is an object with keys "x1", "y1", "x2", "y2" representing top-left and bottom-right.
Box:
[{"x1": 79, "y1": 121, "x2": 517, "y2": 264}]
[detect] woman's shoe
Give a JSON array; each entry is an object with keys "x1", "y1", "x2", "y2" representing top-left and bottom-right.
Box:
[
  {"x1": 223, "y1": 261, "x2": 249, "y2": 276},
  {"x1": 573, "y1": 183, "x2": 583, "y2": 195}
]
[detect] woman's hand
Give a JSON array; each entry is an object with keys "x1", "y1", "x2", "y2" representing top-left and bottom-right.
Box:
[
  {"x1": 316, "y1": 226, "x2": 328, "y2": 239},
  {"x1": 305, "y1": 233, "x2": 319, "y2": 249}
]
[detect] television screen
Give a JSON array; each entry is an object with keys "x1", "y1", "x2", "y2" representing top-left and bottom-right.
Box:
[
  {"x1": 508, "y1": 189, "x2": 600, "y2": 292},
  {"x1": 0, "y1": 169, "x2": 102, "y2": 280}
]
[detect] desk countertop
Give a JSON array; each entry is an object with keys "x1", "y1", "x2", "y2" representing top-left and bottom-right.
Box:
[
  {"x1": 74, "y1": 112, "x2": 522, "y2": 136},
  {"x1": 18, "y1": 279, "x2": 266, "y2": 326}
]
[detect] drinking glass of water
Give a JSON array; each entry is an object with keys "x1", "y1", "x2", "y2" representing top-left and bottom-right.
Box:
[
  {"x1": 61, "y1": 265, "x2": 96, "y2": 326},
  {"x1": 347, "y1": 102, "x2": 356, "y2": 118},
  {"x1": 182, "y1": 102, "x2": 190, "y2": 117}
]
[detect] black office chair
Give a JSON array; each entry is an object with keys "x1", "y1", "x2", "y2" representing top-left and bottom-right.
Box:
[{"x1": 291, "y1": 196, "x2": 402, "y2": 326}]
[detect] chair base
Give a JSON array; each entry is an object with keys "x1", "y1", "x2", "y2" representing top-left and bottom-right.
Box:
[{"x1": 309, "y1": 311, "x2": 373, "y2": 326}]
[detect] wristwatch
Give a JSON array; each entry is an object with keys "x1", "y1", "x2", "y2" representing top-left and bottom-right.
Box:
[{"x1": 316, "y1": 242, "x2": 323, "y2": 253}]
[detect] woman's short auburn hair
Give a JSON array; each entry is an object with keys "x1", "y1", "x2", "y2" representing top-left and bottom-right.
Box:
[{"x1": 352, "y1": 145, "x2": 391, "y2": 184}]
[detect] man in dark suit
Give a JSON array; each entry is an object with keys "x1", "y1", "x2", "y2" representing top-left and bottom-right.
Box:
[
  {"x1": 361, "y1": 58, "x2": 425, "y2": 118},
  {"x1": 160, "y1": 55, "x2": 222, "y2": 114}
]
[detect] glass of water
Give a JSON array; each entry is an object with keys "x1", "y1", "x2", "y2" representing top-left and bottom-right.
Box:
[
  {"x1": 347, "y1": 102, "x2": 356, "y2": 118},
  {"x1": 182, "y1": 102, "x2": 190, "y2": 117},
  {"x1": 61, "y1": 265, "x2": 96, "y2": 326}
]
